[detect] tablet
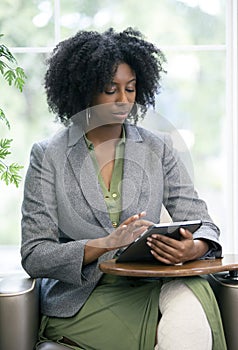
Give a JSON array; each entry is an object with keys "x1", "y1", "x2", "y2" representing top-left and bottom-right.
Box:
[{"x1": 116, "y1": 220, "x2": 202, "y2": 263}]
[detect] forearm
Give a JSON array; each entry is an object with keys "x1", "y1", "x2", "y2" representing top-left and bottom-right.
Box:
[{"x1": 83, "y1": 237, "x2": 113, "y2": 265}]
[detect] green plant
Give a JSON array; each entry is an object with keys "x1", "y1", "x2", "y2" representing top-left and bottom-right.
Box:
[{"x1": 0, "y1": 34, "x2": 27, "y2": 187}]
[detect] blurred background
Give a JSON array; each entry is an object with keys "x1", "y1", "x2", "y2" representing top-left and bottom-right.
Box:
[{"x1": 0, "y1": 0, "x2": 237, "y2": 272}]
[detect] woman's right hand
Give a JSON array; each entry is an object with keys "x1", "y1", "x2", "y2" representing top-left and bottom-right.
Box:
[
  {"x1": 105, "y1": 211, "x2": 153, "y2": 250},
  {"x1": 84, "y1": 211, "x2": 153, "y2": 265}
]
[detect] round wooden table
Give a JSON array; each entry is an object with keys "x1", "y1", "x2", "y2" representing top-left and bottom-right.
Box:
[{"x1": 99, "y1": 254, "x2": 238, "y2": 277}]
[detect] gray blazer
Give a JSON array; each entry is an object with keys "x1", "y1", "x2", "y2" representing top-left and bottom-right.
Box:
[{"x1": 21, "y1": 122, "x2": 222, "y2": 317}]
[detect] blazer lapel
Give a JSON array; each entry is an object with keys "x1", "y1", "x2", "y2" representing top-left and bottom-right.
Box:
[
  {"x1": 66, "y1": 123, "x2": 113, "y2": 231},
  {"x1": 120, "y1": 124, "x2": 146, "y2": 222}
]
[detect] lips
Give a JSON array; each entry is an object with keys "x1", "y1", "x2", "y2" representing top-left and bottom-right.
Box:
[{"x1": 112, "y1": 110, "x2": 130, "y2": 116}]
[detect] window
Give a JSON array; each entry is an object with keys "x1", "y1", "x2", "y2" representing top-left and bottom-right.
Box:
[{"x1": 0, "y1": 0, "x2": 237, "y2": 254}]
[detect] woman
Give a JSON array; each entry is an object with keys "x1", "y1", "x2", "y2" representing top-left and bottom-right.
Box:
[{"x1": 21, "y1": 28, "x2": 226, "y2": 350}]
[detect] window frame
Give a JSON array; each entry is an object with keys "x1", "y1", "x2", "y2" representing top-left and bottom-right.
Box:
[{"x1": 225, "y1": 0, "x2": 238, "y2": 252}]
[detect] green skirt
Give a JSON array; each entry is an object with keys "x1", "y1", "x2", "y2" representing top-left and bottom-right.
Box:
[{"x1": 38, "y1": 274, "x2": 227, "y2": 350}]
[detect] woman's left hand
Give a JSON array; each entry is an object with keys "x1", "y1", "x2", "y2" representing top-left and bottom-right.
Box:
[{"x1": 146, "y1": 228, "x2": 209, "y2": 265}]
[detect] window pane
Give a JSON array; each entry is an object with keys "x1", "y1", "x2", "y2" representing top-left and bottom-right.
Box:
[
  {"x1": 0, "y1": 0, "x2": 55, "y2": 47},
  {"x1": 60, "y1": 0, "x2": 226, "y2": 45},
  {"x1": 141, "y1": 50, "x2": 227, "y2": 248}
]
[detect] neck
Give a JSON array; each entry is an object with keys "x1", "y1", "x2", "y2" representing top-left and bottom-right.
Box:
[{"x1": 86, "y1": 124, "x2": 123, "y2": 146}]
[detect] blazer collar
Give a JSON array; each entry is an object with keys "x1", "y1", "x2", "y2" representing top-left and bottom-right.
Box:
[
  {"x1": 68, "y1": 120, "x2": 143, "y2": 146},
  {"x1": 68, "y1": 119, "x2": 84, "y2": 147}
]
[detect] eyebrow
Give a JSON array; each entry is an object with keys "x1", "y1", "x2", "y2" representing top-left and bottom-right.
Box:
[{"x1": 111, "y1": 78, "x2": 136, "y2": 84}]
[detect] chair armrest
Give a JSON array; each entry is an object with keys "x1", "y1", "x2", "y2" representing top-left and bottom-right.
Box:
[
  {"x1": 0, "y1": 274, "x2": 39, "y2": 350},
  {"x1": 207, "y1": 271, "x2": 238, "y2": 350}
]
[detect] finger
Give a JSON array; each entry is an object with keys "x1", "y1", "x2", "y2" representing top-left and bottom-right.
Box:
[
  {"x1": 127, "y1": 221, "x2": 152, "y2": 241},
  {"x1": 134, "y1": 219, "x2": 153, "y2": 228},
  {"x1": 121, "y1": 214, "x2": 140, "y2": 226},
  {"x1": 180, "y1": 228, "x2": 193, "y2": 239},
  {"x1": 147, "y1": 238, "x2": 177, "y2": 256},
  {"x1": 131, "y1": 226, "x2": 148, "y2": 240},
  {"x1": 149, "y1": 249, "x2": 175, "y2": 264},
  {"x1": 149, "y1": 234, "x2": 180, "y2": 249},
  {"x1": 121, "y1": 211, "x2": 151, "y2": 228},
  {"x1": 149, "y1": 245, "x2": 183, "y2": 265}
]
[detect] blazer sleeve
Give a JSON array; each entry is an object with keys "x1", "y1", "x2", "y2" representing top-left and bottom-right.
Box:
[
  {"x1": 161, "y1": 133, "x2": 222, "y2": 258},
  {"x1": 21, "y1": 142, "x2": 115, "y2": 286}
]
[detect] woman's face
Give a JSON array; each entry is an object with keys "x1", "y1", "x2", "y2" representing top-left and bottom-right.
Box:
[{"x1": 91, "y1": 63, "x2": 136, "y2": 126}]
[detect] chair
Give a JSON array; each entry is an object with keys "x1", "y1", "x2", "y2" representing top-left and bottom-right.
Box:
[
  {"x1": 1, "y1": 262, "x2": 238, "y2": 350},
  {"x1": 0, "y1": 274, "x2": 70, "y2": 350},
  {"x1": 206, "y1": 271, "x2": 238, "y2": 350}
]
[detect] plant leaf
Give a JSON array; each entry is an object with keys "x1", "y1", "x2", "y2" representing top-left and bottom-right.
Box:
[
  {"x1": 0, "y1": 139, "x2": 12, "y2": 159},
  {"x1": 10, "y1": 173, "x2": 22, "y2": 188},
  {"x1": 0, "y1": 108, "x2": 11, "y2": 129},
  {"x1": 0, "y1": 163, "x2": 5, "y2": 173},
  {"x1": 0, "y1": 43, "x2": 17, "y2": 64},
  {"x1": 14, "y1": 77, "x2": 25, "y2": 92},
  {"x1": 0, "y1": 138, "x2": 13, "y2": 149},
  {"x1": 0, "y1": 149, "x2": 11, "y2": 159},
  {"x1": 15, "y1": 67, "x2": 27, "y2": 91},
  {"x1": 9, "y1": 163, "x2": 24, "y2": 174},
  {"x1": 1, "y1": 170, "x2": 11, "y2": 185},
  {"x1": 0, "y1": 59, "x2": 6, "y2": 75},
  {"x1": 3, "y1": 69, "x2": 16, "y2": 86},
  {"x1": 0, "y1": 162, "x2": 23, "y2": 187},
  {"x1": 15, "y1": 66, "x2": 27, "y2": 79},
  {"x1": 0, "y1": 164, "x2": 23, "y2": 187}
]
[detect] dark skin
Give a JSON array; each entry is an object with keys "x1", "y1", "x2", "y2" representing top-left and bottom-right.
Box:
[
  {"x1": 147, "y1": 228, "x2": 209, "y2": 265},
  {"x1": 83, "y1": 63, "x2": 209, "y2": 266}
]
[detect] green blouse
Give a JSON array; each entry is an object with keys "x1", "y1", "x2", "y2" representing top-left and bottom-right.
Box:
[{"x1": 84, "y1": 127, "x2": 125, "y2": 228}]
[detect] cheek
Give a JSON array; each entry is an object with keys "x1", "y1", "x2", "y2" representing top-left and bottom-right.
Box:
[
  {"x1": 129, "y1": 93, "x2": 136, "y2": 103},
  {"x1": 93, "y1": 94, "x2": 113, "y2": 106}
]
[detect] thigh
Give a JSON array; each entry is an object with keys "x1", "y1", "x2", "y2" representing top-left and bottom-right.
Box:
[
  {"x1": 40, "y1": 276, "x2": 161, "y2": 350},
  {"x1": 157, "y1": 279, "x2": 212, "y2": 350}
]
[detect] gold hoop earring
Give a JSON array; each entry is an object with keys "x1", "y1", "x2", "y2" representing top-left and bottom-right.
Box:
[
  {"x1": 129, "y1": 103, "x2": 139, "y2": 120},
  {"x1": 86, "y1": 107, "x2": 91, "y2": 125}
]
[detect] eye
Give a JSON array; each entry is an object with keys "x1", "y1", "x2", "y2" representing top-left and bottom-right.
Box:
[
  {"x1": 104, "y1": 83, "x2": 116, "y2": 95},
  {"x1": 126, "y1": 88, "x2": 135, "y2": 93},
  {"x1": 104, "y1": 90, "x2": 116, "y2": 95},
  {"x1": 126, "y1": 82, "x2": 136, "y2": 93}
]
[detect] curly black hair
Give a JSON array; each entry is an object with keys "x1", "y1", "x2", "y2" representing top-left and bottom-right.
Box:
[{"x1": 45, "y1": 27, "x2": 166, "y2": 124}]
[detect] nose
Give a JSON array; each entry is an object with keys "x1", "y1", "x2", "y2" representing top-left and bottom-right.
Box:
[{"x1": 116, "y1": 90, "x2": 129, "y2": 103}]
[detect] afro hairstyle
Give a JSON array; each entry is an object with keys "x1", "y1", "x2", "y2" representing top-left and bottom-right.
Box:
[{"x1": 44, "y1": 27, "x2": 166, "y2": 124}]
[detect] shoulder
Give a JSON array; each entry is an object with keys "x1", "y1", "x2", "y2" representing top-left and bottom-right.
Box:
[
  {"x1": 35, "y1": 126, "x2": 69, "y2": 151},
  {"x1": 28, "y1": 126, "x2": 70, "y2": 167}
]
